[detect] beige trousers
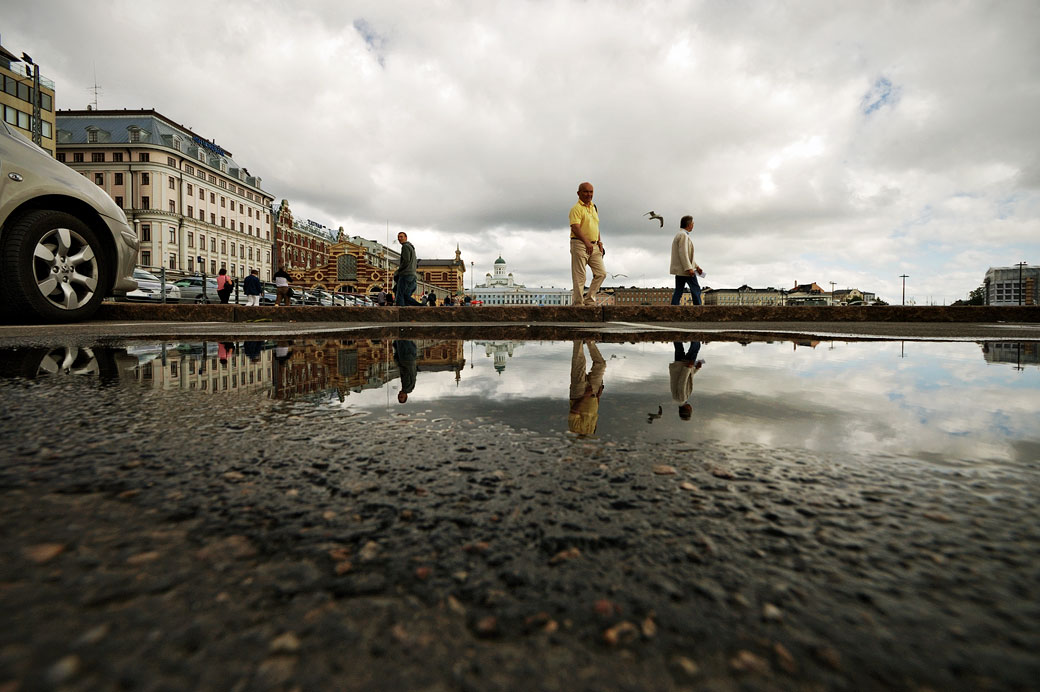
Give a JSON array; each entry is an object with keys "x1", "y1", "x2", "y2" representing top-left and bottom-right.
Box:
[{"x1": 570, "y1": 239, "x2": 606, "y2": 306}]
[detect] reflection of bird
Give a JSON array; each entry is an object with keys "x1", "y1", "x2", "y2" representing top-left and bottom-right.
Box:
[
  {"x1": 647, "y1": 405, "x2": 663, "y2": 424},
  {"x1": 644, "y1": 210, "x2": 664, "y2": 227},
  {"x1": 611, "y1": 273, "x2": 628, "y2": 279}
]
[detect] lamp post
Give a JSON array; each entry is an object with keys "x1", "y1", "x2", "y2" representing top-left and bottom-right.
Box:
[
  {"x1": 899, "y1": 274, "x2": 909, "y2": 306},
  {"x1": 20, "y1": 53, "x2": 42, "y2": 147},
  {"x1": 1016, "y1": 261, "x2": 1027, "y2": 305},
  {"x1": 829, "y1": 281, "x2": 836, "y2": 305}
]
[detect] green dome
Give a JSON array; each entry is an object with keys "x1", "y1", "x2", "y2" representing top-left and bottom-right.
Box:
[{"x1": 494, "y1": 256, "x2": 506, "y2": 264}]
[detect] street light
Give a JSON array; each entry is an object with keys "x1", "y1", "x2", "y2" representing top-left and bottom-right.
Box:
[
  {"x1": 829, "y1": 281, "x2": 836, "y2": 305},
  {"x1": 899, "y1": 274, "x2": 909, "y2": 306},
  {"x1": 20, "y1": 52, "x2": 42, "y2": 147},
  {"x1": 1016, "y1": 261, "x2": 1027, "y2": 306}
]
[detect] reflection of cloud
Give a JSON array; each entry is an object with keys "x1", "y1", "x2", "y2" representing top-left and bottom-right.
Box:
[{"x1": 337, "y1": 340, "x2": 1040, "y2": 467}]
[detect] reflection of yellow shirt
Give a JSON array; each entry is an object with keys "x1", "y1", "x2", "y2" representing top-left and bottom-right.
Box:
[
  {"x1": 569, "y1": 201, "x2": 599, "y2": 242},
  {"x1": 568, "y1": 397, "x2": 599, "y2": 436}
]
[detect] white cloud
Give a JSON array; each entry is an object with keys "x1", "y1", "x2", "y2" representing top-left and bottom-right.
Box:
[{"x1": 5, "y1": 0, "x2": 1039, "y2": 303}]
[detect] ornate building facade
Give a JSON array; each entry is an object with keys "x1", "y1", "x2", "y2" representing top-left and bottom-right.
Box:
[
  {"x1": 274, "y1": 200, "x2": 335, "y2": 275},
  {"x1": 55, "y1": 109, "x2": 274, "y2": 280}
]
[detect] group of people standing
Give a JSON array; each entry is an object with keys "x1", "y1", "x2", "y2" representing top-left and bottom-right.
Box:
[
  {"x1": 569, "y1": 181, "x2": 705, "y2": 307},
  {"x1": 215, "y1": 268, "x2": 265, "y2": 306}
]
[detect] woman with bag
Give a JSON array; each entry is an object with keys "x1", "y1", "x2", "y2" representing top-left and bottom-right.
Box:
[{"x1": 216, "y1": 268, "x2": 234, "y2": 304}]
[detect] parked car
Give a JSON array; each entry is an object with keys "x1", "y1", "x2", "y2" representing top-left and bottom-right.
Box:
[
  {"x1": 126, "y1": 268, "x2": 181, "y2": 302},
  {"x1": 173, "y1": 276, "x2": 219, "y2": 303},
  {"x1": 0, "y1": 120, "x2": 138, "y2": 322}
]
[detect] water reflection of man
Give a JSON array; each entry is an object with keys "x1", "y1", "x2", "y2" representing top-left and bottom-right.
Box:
[
  {"x1": 243, "y1": 340, "x2": 263, "y2": 362},
  {"x1": 569, "y1": 340, "x2": 606, "y2": 436},
  {"x1": 393, "y1": 340, "x2": 418, "y2": 403},
  {"x1": 670, "y1": 342, "x2": 704, "y2": 420}
]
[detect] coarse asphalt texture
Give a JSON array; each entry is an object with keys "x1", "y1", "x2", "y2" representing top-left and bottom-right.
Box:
[{"x1": 0, "y1": 313, "x2": 1038, "y2": 691}]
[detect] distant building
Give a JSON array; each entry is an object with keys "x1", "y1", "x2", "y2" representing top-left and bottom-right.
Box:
[
  {"x1": 0, "y1": 42, "x2": 56, "y2": 155},
  {"x1": 613, "y1": 286, "x2": 674, "y2": 306},
  {"x1": 984, "y1": 265, "x2": 1038, "y2": 306},
  {"x1": 56, "y1": 109, "x2": 274, "y2": 279},
  {"x1": 274, "y1": 200, "x2": 335, "y2": 275},
  {"x1": 417, "y1": 246, "x2": 467, "y2": 299},
  {"x1": 703, "y1": 285, "x2": 784, "y2": 306},
  {"x1": 471, "y1": 257, "x2": 571, "y2": 305},
  {"x1": 787, "y1": 282, "x2": 829, "y2": 305}
]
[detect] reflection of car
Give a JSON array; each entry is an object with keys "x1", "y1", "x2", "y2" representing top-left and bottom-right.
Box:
[
  {"x1": 0, "y1": 120, "x2": 138, "y2": 322},
  {"x1": 173, "y1": 276, "x2": 219, "y2": 303},
  {"x1": 126, "y1": 268, "x2": 181, "y2": 302},
  {"x1": 470, "y1": 300, "x2": 483, "y2": 306}
]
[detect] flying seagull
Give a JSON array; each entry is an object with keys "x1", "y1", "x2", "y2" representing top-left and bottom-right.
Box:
[
  {"x1": 611, "y1": 273, "x2": 628, "y2": 279},
  {"x1": 644, "y1": 210, "x2": 664, "y2": 227}
]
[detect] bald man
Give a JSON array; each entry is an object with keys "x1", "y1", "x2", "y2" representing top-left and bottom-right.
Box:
[{"x1": 569, "y1": 182, "x2": 607, "y2": 306}]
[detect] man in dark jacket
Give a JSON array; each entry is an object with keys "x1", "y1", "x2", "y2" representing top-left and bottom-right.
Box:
[
  {"x1": 243, "y1": 269, "x2": 263, "y2": 306},
  {"x1": 394, "y1": 232, "x2": 422, "y2": 306}
]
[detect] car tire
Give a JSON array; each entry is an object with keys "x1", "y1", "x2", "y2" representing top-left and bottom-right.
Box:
[
  {"x1": 1, "y1": 210, "x2": 110, "y2": 323},
  {"x1": 194, "y1": 296, "x2": 210, "y2": 304}
]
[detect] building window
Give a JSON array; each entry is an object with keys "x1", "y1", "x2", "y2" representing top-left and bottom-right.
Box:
[
  {"x1": 94, "y1": 173, "x2": 103, "y2": 185},
  {"x1": 169, "y1": 200, "x2": 176, "y2": 213},
  {"x1": 210, "y1": 238, "x2": 216, "y2": 252},
  {"x1": 239, "y1": 244, "x2": 244, "y2": 258},
  {"x1": 210, "y1": 213, "x2": 216, "y2": 224},
  {"x1": 169, "y1": 254, "x2": 177, "y2": 269},
  {"x1": 141, "y1": 250, "x2": 151, "y2": 266},
  {"x1": 186, "y1": 183, "x2": 193, "y2": 195},
  {"x1": 220, "y1": 217, "x2": 226, "y2": 227},
  {"x1": 141, "y1": 172, "x2": 150, "y2": 185},
  {"x1": 168, "y1": 177, "x2": 176, "y2": 190},
  {"x1": 208, "y1": 174, "x2": 216, "y2": 183},
  {"x1": 188, "y1": 232, "x2": 194, "y2": 248},
  {"x1": 184, "y1": 164, "x2": 194, "y2": 175},
  {"x1": 221, "y1": 240, "x2": 227, "y2": 253},
  {"x1": 210, "y1": 260, "x2": 217, "y2": 274},
  {"x1": 56, "y1": 153, "x2": 66, "y2": 162},
  {"x1": 139, "y1": 152, "x2": 149, "y2": 162},
  {"x1": 231, "y1": 244, "x2": 237, "y2": 257},
  {"x1": 187, "y1": 257, "x2": 194, "y2": 272},
  {"x1": 187, "y1": 205, "x2": 193, "y2": 216},
  {"x1": 114, "y1": 172, "x2": 123, "y2": 185},
  {"x1": 199, "y1": 187, "x2": 204, "y2": 199},
  {"x1": 91, "y1": 152, "x2": 104, "y2": 162},
  {"x1": 200, "y1": 234, "x2": 205, "y2": 248},
  {"x1": 87, "y1": 130, "x2": 99, "y2": 143},
  {"x1": 210, "y1": 193, "x2": 215, "y2": 203},
  {"x1": 114, "y1": 196, "x2": 123, "y2": 207},
  {"x1": 198, "y1": 210, "x2": 204, "y2": 221},
  {"x1": 141, "y1": 224, "x2": 151, "y2": 241},
  {"x1": 142, "y1": 196, "x2": 150, "y2": 209},
  {"x1": 230, "y1": 220, "x2": 236, "y2": 231},
  {"x1": 230, "y1": 201, "x2": 236, "y2": 211},
  {"x1": 112, "y1": 152, "x2": 124, "y2": 162},
  {"x1": 167, "y1": 157, "x2": 176, "y2": 167},
  {"x1": 73, "y1": 152, "x2": 84, "y2": 163},
  {"x1": 220, "y1": 196, "x2": 226, "y2": 207}
]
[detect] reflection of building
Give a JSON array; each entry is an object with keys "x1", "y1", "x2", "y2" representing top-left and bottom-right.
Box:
[
  {"x1": 476, "y1": 341, "x2": 521, "y2": 374},
  {"x1": 0, "y1": 42, "x2": 56, "y2": 155},
  {"x1": 471, "y1": 257, "x2": 571, "y2": 306},
  {"x1": 56, "y1": 109, "x2": 274, "y2": 280},
  {"x1": 981, "y1": 342, "x2": 1039, "y2": 368},
  {"x1": 984, "y1": 265, "x2": 1038, "y2": 306},
  {"x1": 125, "y1": 342, "x2": 274, "y2": 393},
  {"x1": 271, "y1": 339, "x2": 466, "y2": 400}
]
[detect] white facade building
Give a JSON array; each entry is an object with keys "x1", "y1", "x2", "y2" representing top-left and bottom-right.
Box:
[
  {"x1": 471, "y1": 257, "x2": 572, "y2": 306},
  {"x1": 984, "y1": 264, "x2": 1038, "y2": 306},
  {"x1": 56, "y1": 109, "x2": 274, "y2": 280}
]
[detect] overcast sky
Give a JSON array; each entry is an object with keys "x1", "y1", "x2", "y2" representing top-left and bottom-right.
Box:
[{"x1": 6, "y1": 1, "x2": 1039, "y2": 303}]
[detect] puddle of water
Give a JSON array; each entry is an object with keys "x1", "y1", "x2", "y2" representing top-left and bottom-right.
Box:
[{"x1": 1, "y1": 337, "x2": 1038, "y2": 467}]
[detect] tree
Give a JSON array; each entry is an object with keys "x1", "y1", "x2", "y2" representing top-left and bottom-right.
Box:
[{"x1": 967, "y1": 286, "x2": 986, "y2": 305}]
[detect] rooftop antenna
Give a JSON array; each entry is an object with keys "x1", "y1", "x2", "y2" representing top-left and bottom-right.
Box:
[{"x1": 88, "y1": 62, "x2": 102, "y2": 109}]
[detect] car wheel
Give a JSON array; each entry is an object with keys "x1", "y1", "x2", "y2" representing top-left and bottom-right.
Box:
[
  {"x1": 195, "y1": 296, "x2": 210, "y2": 304},
  {"x1": 1, "y1": 210, "x2": 109, "y2": 323}
]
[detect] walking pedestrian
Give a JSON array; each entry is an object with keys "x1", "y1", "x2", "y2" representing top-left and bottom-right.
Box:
[
  {"x1": 273, "y1": 268, "x2": 292, "y2": 306},
  {"x1": 394, "y1": 232, "x2": 422, "y2": 306},
  {"x1": 216, "y1": 268, "x2": 234, "y2": 304},
  {"x1": 569, "y1": 181, "x2": 607, "y2": 306},
  {"x1": 243, "y1": 269, "x2": 262, "y2": 307},
  {"x1": 670, "y1": 215, "x2": 704, "y2": 305}
]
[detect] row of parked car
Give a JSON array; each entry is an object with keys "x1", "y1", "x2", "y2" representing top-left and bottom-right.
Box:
[{"x1": 125, "y1": 268, "x2": 377, "y2": 306}]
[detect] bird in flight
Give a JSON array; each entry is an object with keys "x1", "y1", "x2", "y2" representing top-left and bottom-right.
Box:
[
  {"x1": 644, "y1": 211, "x2": 664, "y2": 227},
  {"x1": 611, "y1": 273, "x2": 628, "y2": 279}
]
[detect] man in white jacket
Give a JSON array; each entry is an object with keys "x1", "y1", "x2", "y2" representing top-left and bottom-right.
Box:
[{"x1": 670, "y1": 215, "x2": 704, "y2": 305}]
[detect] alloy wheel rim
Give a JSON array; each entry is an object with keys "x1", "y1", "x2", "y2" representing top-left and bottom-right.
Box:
[{"x1": 33, "y1": 227, "x2": 99, "y2": 310}]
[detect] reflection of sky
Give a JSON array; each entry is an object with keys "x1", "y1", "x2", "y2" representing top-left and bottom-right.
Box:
[{"x1": 337, "y1": 340, "x2": 1040, "y2": 468}]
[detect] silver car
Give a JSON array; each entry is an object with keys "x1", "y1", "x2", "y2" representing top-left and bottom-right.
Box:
[
  {"x1": 0, "y1": 121, "x2": 138, "y2": 322},
  {"x1": 126, "y1": 268, "x2": 180, "y2": 302}
]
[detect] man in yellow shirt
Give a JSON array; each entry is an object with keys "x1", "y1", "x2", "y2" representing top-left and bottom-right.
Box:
[{"x1": 569, "y1": 181, "x2": 607, "y2": 306}]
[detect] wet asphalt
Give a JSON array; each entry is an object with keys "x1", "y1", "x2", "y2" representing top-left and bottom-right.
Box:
[{"x1": 0, "y1": 319, "x2": 1038, "y2": 691}]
